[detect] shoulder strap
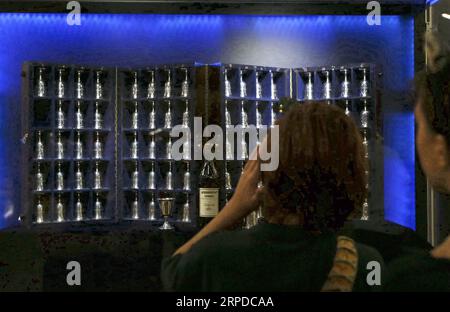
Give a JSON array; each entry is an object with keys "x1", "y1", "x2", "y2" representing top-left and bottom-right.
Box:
[{"x1": 321, "y1": 235, "x2": 359, "y2": 292}]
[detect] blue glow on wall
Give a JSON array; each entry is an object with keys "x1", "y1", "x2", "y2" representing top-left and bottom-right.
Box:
[{"x1": 0, "y1": 13, "x2": 415, "y2": 229}]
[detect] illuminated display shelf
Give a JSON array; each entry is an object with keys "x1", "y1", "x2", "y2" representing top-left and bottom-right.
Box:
[{"x1": 0, "y1": 11, "x2": 416, "y2": 229}]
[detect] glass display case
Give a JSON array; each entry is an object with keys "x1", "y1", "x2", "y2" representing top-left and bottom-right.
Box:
[{"x1": 0, "y1": 0, "x2": 423, "y2": 233}]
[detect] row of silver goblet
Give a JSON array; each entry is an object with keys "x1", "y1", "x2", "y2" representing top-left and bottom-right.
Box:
[
  {"x1": 35, "y1": 130, "x2": 104, "y2": 160},
  {"x1": 35, "y1": 160, "x2": 104, "y2": 192},
  {"x1": 35, "y1": 191, "x2": 104, "y2": 224},
  {"x1": 35, "y1": 67, "x2": 105, "y2": 100},
  {"x1": 301, "y1": 67, "x2": 370, "y2": 100}
]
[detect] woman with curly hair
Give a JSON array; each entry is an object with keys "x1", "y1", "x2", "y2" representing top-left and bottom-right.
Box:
[{"x1": 161, "y1": 101, "x2": 384, "y2": 292}]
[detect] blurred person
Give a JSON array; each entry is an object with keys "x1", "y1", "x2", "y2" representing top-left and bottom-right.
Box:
[
  {"x1": 161, "y1": 102, "x2": 384, "y2": 292},
  {"x1": 385, "y1": 32, "x2": 450, "y2": 291}
]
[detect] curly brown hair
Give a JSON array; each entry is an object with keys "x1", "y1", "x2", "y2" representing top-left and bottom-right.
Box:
[{"x1": 262, "y1": 101, "x2": 367, "y2": 232}]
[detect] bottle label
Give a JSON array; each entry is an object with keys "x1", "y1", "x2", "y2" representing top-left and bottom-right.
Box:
[{"x1": 199, "y1": 188, "x2": 219, "y2": 217}]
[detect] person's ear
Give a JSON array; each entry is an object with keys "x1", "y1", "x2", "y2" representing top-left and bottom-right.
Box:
[{"x1": 433, "y1": 134, "x2": 450, "y2": 169}]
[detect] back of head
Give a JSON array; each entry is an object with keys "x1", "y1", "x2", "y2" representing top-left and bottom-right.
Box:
[{"x1": 263, "y1": 101, "x2": 367, "y2": 232}]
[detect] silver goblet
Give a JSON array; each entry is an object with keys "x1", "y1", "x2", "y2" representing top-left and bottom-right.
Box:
[{"x1": 158, "y1": 197, "x2": 175, "y2": 230}]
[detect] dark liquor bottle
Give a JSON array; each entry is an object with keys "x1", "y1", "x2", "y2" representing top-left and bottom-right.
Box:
[{"x1": 198, "y1": 154, "x2": 220, "y2": 228}]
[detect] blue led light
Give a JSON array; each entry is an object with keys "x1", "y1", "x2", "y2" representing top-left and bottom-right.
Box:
[
  {"x1": 0, "y1": 13, "x2": 415, "y2": 229},
  {"x1": 427, "y1": 0, "x2": 440, "y2": 6}
]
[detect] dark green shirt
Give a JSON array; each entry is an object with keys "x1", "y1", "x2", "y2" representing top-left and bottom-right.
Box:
[
  {"x1": 161, "y1": 223, "x2": 384, "y2": 292},
  {"x1": 385, "y1": 250, "x2": 450, "y2": 291}
]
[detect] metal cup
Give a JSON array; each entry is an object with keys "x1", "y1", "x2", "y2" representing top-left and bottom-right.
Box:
[{"x1": 158, "y1": 197, "x2": 175, "y2": 230}]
